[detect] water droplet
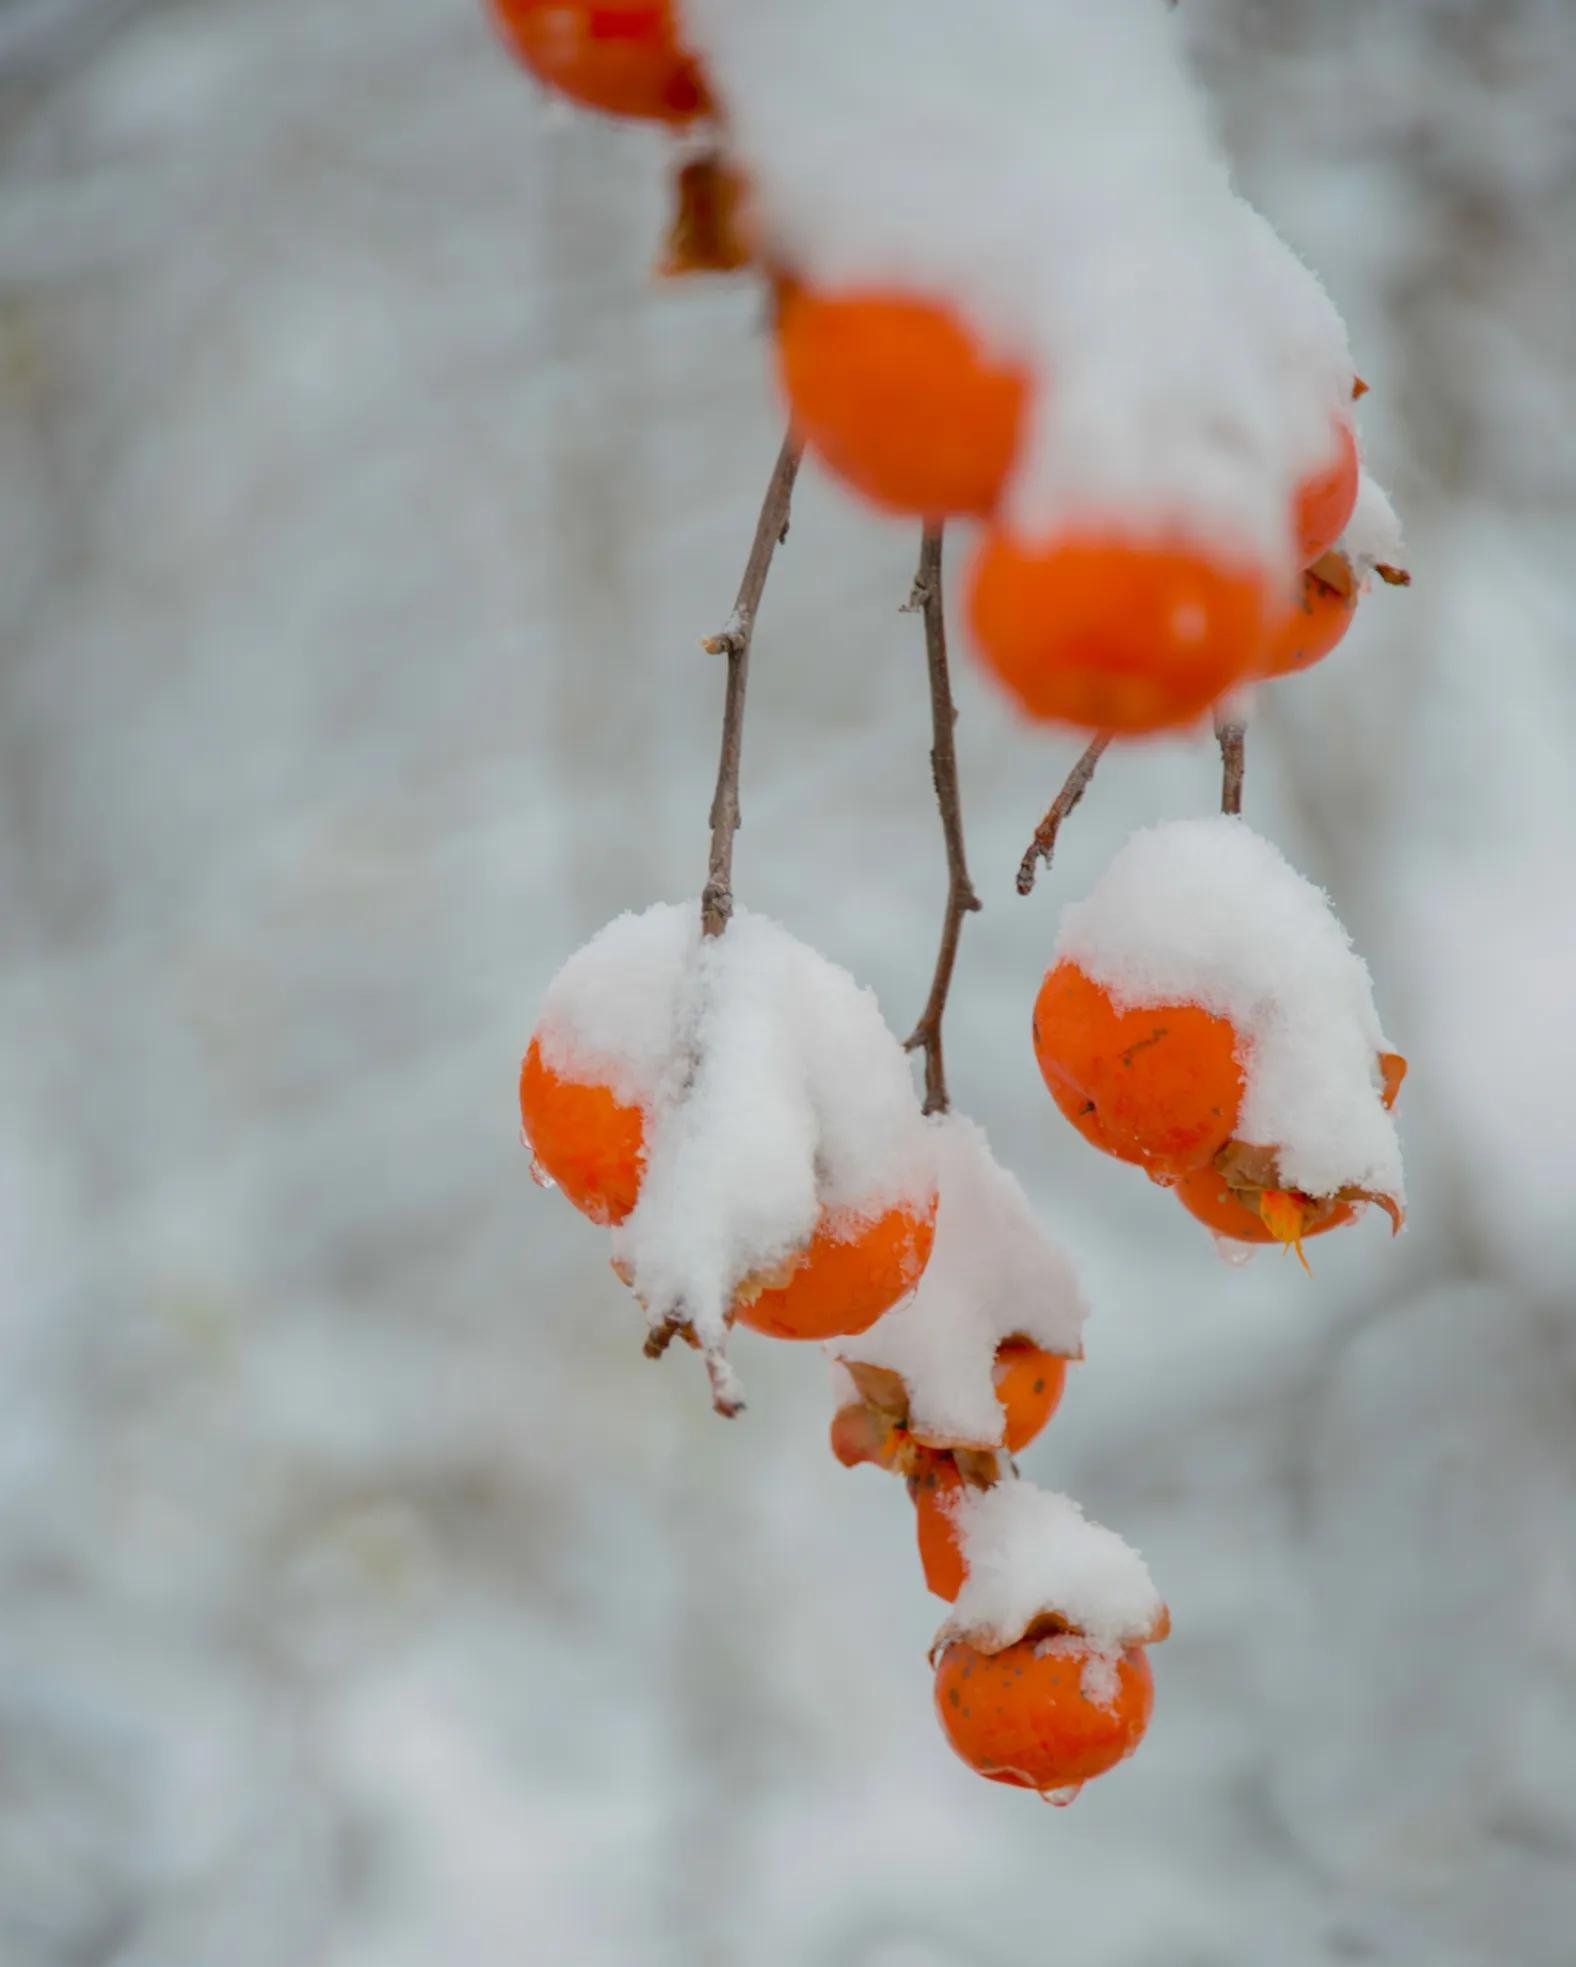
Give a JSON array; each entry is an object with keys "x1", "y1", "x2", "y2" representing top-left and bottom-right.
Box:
[
  {"x1": 529, "y1": 1155, "x2": 556, "y2": 1192},
  {"x1": 1212, "y1": 1233, "x2": 1256, "y2": 1268},
  {"x1": 1040, "y1": 1782, "x2": 1084, "y2": 1809}
]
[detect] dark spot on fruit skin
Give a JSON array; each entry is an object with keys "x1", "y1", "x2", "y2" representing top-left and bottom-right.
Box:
[
  {"x1": 1120, "y1": 1026, "x2": 1169, "y2": 1066},
  {"x1": 1032, "y1": 1378, "x2": 1045, "y2": 1394},
  {"x1": 948, "y1": 1687, "x2": 961, "y2": 1709}
]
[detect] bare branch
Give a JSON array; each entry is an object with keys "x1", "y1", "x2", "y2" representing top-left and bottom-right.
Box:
[
  {"x1": 903, "y1": 526, "x2": 981, "y2": 1117},
  {"x1": 1215, "y1": 709, "x2": 1245, "y2": 815},
  {"x1": 700, "y1": 433, "x2": 803, "y2": 938},
  {"x1": 1016, "y1": 734, "x2": 1110, "y2": 895}
]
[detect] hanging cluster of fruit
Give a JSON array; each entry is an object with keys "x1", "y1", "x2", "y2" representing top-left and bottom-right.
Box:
[{"x1": 493, "y1": 0, "x2": 1412, "y2": 1805}]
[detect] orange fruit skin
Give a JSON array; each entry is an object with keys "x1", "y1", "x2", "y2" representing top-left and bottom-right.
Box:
[
  {"x1": 1033, "y1": 961, "x2": 1245, "y2": 1182},
  {"x1": 1263, "y1": 560, "x2": 1357, "y2": 678},
  {"x1": 967, "y1": 531, "x2": 1273, "y2": 734},
  {"x1": 908, "y1": 1453, "x2": 966, "y2": 1602},
  {"x1": 934, "y1": 1638, "x2": 1154, "y2": 1793},
  {"x1": 490, "y1": 1, "x2": 708, "y2": 123},
  {"x1": 1293, "y1": 418, "x2": 1360, "y2": 565},
  {"x1": 519, "y1": 1036, "x2": 646, "y2": 1225},
  {"x1": 775, "y1": 284, "x2": 1028, "y2": 520},
  {"x1": 732, "y1": 1199, "x2": 937, "y2": 1343},
  {"x1": 1173, "y1": 1166, "x2": 1355, "y2": 1243},
  {"x1": 992, "y1": 1339, "x2": 1068, "y2": 1453}
]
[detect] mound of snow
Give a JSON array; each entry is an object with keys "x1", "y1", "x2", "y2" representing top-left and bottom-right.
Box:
[
  {"x1": 831, "y1": 1114, "x2": 1086, "y2": 1449},
  {"x1": 936, "y1": 1479, "x2": 1165, "y2": 1656},
  {"x1": 1054, "y1": 818, "x2": 1404, "y2": 1201},
  {"x1": 683, "y1": 0, "x2": 1355, "y2": 569},
  {"x1": 1341, "y1": 467, "x2": 1408, "y2": 580},
  {"x1": 533, "y1": 903, "x2": 935, "y2": 1353}
]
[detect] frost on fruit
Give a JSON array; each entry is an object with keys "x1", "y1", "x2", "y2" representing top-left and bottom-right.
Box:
[
  {"x1": 1054, "y1": 817, "x2": 1405, "y2": 1208},
  {"x1": 934, "y1": 1479, "x2": 1167, "y2": 1659},
  {"x1": 831, "y1": 1114, "x2": 1085, "y2": 1450}
]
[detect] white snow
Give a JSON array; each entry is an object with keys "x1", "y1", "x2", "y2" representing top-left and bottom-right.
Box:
[
  {"x1": 1054, "y1": 818, "x2": 1404, "y2": 1202},
  {"x1": 682, "y1": 0, "x2": 1356, "y2": 570},
  {"x1": 935, "y1": 1479, "x2": 1166, "y2": 1656},
  {"x1": 533, "y1": 901, "x2": 700, "y2": 1108},
  {"x1": 1341, "y1": 467, "x2": 1408, "y2": 579},
  {"x1": 830, "y1": 1114, "x2": 1086, "y2": 1449},
  {"x1": 533, "y1": 903, "x2": 935, "y2": 1352}
]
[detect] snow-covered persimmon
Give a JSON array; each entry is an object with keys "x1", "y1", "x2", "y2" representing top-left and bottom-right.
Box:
[
  {"x1": 934, "y1": 1635, "x2": 1153, "y2": 1800},
  {"x1": 1262, "y1": 550, "x2": 1357, "y2": 677},
  {"x1": 1032, "y1": 960, "x2": 1244, "y2": 1182},
  {"x1": 774, "y1": 283, "x2": 1029, "y2": 520},
  {"x1": 519, "y1": 1036, "x2": 645, "y2": 1225},
  {"x1": 1293, "y1": 417, "x2": 1360, "y2": 565},
  {"x1": 489, "y1": 0, "x2": 708, "y2": 123},
  {"x1": 732, "y1": 1200, "x2": 937, "y2": 1342},
  {"x1": 908, "y1": 1450, "x2": 967, "y2": 1602},
  {"x1": 967, "y1": 532, "x2": 1273, "y2": 734},
  {"x1": 992, "y1": 1338, "x2": 1068, "y2": 1453}
]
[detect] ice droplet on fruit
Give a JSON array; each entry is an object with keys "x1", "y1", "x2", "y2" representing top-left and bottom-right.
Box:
[
  {"x1": 529, "y1": 1155, "x2": 557, "y2": 1192},
  {"x1": 1040, "y1": 1782, "x2": 1084, "y2": 1808},
  {"x1": 1212, "y1": 1233, "x2": 1256, "y2": 1268}
]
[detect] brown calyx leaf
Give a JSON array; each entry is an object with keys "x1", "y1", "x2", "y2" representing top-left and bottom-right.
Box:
[
  {"x1": 657, "y1": 154, "x2": 753, "y2": 279},
  {"x1": 1308, "y1": 548, "x2": 1358, "y2": 602}
]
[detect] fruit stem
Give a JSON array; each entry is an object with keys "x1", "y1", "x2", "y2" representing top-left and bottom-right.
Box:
[
  {"x1": 700, "y1": 432, "x2": 803, "y2": 938},
  {"x1": 903, "y1": 525, "x2": 982, "y2": 1116},
  {"x1": 1214, "y1": 710, "x2": 1246, "y2": 816},
  {"x1": 1016, "y1": 733, "x2": 1110, "y2": 895}
]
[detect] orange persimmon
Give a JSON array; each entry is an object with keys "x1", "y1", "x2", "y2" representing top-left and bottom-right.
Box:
[
  {"x1": 1174, "y1": 1165, "x2": 1359, "y2": 1251},
  {"x1": 775, "y1": 283, "x2": 1029, "y2": 520},
  {"x1": 1032, "y1": 961, "x2": 1244, "y2": 1182},
  {"x1": 934, "y1": 1636, "x2": 1154, "y2": 1799},
  {"x1": 992, "y1": 1338, "x2": 1068, "y2": 1453},
  {"x1": 908, "y1": 1451, "x2": 967, "y2": 1602},
  {"x1": 732, "y1": 1200, "x2": 937, "y2": 1343},
  {"x1": 968, "y1": 531, "x2": 1274, "y2": 734},
  {"x1": 1293, "y1": 417, "x2": 1360, "y2": 565},
  {"x1": 1262, "y1": 550, "x2": 1357, "y2": 677},
  {"x1": 489, "y1": 0, "x2": 708, "y2": 123},
  {"x1": 519, "y1": 1037, "x2": 645, "y2": 1226}
]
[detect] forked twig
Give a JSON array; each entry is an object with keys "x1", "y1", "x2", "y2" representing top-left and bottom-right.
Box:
[
  {"x1": 1215, "y1": 710, "x2": 1245, "y2": 816},
  {"x1": 641, "y1": 434, "x2": 800, "y2": 1418},
  {"x1": 1016, "y1": 734, "x2": 1110, "y2": 895},
  {"x1": 903, "y1": 526, "x2": 981, "y2": 1116},
  {"x1": 700, "y1": 433, "x2": 803, "y2": 939}
]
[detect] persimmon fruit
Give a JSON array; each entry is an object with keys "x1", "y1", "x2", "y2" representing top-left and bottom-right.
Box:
[
  {"x1": 1032, "y1": 961, "x2": 1245, "y2": 1181},
  {"x1": 968, "y1": 531, "x2": 1274, "y2": 734},
  {"x1": 775, "y1": 283, "x2": 1029, "y2": 520},
  {"x1": 934, "y1": 1635, "x2": 1154, "y2": 1800},
  {"x1": 490, "y1": 0, "x2": 708, "y2": 123},
  {"x1": 519, "y1": 1037, "x2": 646, "y2": 1225}
]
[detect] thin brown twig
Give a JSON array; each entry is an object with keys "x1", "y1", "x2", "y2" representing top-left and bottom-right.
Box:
[
  {"x1": 1016, "y1": 734, "x2": 1110, "y2": 895},
  {"x1": 903, "y1": 526, "x2": 981, "y2": 1117},
  {"x1": 700, "y1": 433, "x2": 802, "y2": 938},
  {"x1": 1215, "y1": 709, "x2": 1245, "y2": 815}
]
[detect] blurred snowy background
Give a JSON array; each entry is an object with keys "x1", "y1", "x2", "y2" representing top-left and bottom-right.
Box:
[{"x1": 2, "y1": 1, "x2": 1574, "y2": 1962}]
